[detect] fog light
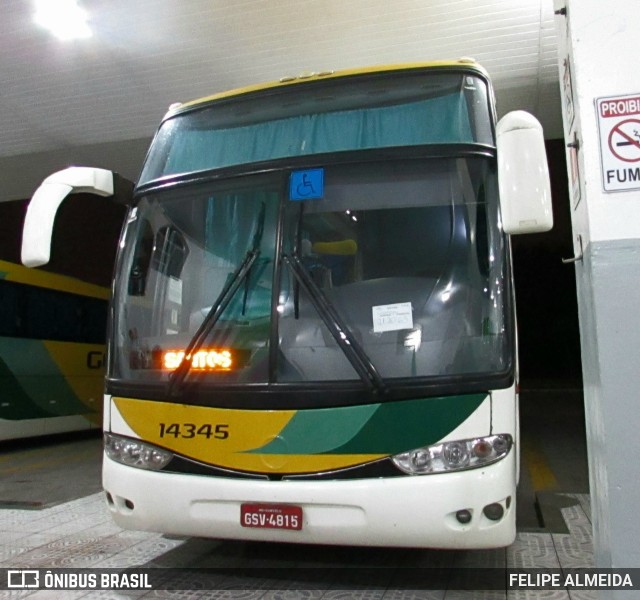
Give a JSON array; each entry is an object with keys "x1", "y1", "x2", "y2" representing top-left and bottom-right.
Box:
[
  {"x1": 456, "y1": 509, "x2": 472, "y2": 524},
  {"x1": 483, "y1": 503, "x2": 504, "y2": 521}
]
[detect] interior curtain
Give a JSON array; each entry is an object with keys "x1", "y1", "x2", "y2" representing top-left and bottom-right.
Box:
[{"x1": 163, "y1": 92, "x2": 473, "y2": 176}]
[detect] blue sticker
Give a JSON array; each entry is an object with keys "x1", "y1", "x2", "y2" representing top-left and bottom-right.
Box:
[{"x1": 289, "y1": 168, "x2": 324, "y2": 201}]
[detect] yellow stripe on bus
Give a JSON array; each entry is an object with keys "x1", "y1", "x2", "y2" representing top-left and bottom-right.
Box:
[
  {"x1": 0, "y1": 259, "x2": 110, "y2": 300},
  {"x1": 44, "y1": 341, "x2": 105, "y2": 422},
  {"x1": 113, "y1": 397, "x2": 386, "y2": 474}
]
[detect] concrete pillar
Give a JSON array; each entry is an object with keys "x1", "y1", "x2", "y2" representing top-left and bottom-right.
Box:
[{"x1": 554, "y1": 0, "x2": 640, "y2": 581}]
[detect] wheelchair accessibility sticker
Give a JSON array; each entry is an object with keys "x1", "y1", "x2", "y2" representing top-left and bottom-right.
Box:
[{"x1": 289, "y1": 168, "x2": 324, "y2": 200}]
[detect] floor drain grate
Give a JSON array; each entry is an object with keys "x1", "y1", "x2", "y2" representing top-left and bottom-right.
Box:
[{"x1": 535, "y1": 492, "x2": 577, "y2": 534}]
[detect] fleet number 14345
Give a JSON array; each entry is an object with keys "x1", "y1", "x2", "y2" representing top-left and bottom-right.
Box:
[{"x1": 158, "y1": 423, "x2": 229, "y2": 439}]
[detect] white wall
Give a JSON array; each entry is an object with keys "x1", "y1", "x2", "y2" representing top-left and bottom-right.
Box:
[
  {"x1": 556, "y1": 0, "x2": 640, "y2": 247},
  {"x1": 556, "y1": 0, "x2": 640, "y2": 583}
]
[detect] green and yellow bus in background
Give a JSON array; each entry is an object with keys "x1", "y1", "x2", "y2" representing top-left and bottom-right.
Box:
[{"x1": 1, "y1": 197, "x2": 123, "y2": 441}]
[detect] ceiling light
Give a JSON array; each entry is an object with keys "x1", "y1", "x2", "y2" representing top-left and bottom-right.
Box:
[{"x1": 34, "y1": 0, "x2": 92, "y2": 41}]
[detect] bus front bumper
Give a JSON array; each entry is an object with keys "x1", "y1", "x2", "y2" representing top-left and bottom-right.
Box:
[{"x1": 103, "y1": 450, "x2": 516, "y2": 549}]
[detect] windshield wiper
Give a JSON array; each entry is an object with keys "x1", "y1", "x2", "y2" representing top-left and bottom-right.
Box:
[
  {"x1": 167, "y1": 248, "x2": 260, "y2": 397},
  {"x1": 168, "y1": 202, "x2": 266, "y2": 398},
  {"x1": 282, "y1": 253, "x2": 386, "y2": 395}
]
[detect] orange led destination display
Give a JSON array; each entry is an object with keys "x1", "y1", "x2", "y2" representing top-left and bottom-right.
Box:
[{"x1": 163, "y1": 349, "x2": 234, "y2": 371}]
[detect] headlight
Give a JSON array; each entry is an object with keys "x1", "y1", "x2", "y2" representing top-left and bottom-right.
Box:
[
  {"x1": 104, "y1": 433, "x2": 173, "y2": 471},
  {"x1": 392, "y1": 434, "x2": 512, "y2": 475}
]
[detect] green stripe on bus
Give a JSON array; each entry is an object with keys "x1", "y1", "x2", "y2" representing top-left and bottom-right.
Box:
[
  {"x1": 333, "y1": 393, "x2": 486, "y2": 454},
  {"x1": 251, "y1": 393, "x2": 486, "y2": 455},
  {"x1": 0, "y1": 355, "x2": 54, "y2": 419},
  {"x1": 0, "y1": 338, "x2": 91, "y2": 419}
]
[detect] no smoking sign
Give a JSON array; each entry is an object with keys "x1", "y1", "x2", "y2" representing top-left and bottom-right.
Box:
[{"x1": 597, "y1": 93, "x2": 640, "y2": 191}]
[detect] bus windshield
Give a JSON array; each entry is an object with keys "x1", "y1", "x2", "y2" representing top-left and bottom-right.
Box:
[
  {"x1": 138, "y1": 70, "x2": 493, "y2": 185},
  {"x1": 111, "y1": 155, "x2": 510, "y2": 399}
]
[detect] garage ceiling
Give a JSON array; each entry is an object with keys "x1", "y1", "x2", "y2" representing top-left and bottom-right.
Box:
[{"x1": 1, "y1": 0, "x2": 563, "y2": 163}]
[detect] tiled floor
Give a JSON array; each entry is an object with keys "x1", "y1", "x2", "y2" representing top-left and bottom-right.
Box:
[{"x1": 0, "y1": 490, "x2": 595, "y2": 599}]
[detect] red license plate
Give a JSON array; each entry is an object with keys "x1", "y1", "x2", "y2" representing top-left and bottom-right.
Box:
[{"x1": 240, "y1": 503, "x2": 303, "y2": 530}]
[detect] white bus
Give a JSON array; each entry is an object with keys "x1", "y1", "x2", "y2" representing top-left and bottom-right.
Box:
[{"x1": 21, "y1": 60, "x2": 552, "y2": 548}]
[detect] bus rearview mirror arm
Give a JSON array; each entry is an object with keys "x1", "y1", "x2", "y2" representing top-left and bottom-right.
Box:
[{"x1": 21, "y1": 167, "x2": 134, "y2": 268}]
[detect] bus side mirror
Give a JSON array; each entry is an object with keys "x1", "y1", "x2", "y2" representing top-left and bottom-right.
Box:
[
  {"x1": 496, "y1": 111, "x2": 553, "y2": 235},
  {"x1": 21, "y1": 167, "x2": 134, "y2": 268}
]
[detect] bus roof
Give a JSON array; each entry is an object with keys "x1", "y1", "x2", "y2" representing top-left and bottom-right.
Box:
[{"x1": 169, "y1": 58, "x2": 488, "y2": 117}]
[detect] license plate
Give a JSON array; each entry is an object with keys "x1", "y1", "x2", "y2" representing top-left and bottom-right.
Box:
[{"x1": 240, "y1": 503, "x2": 303, "y2": 530}]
